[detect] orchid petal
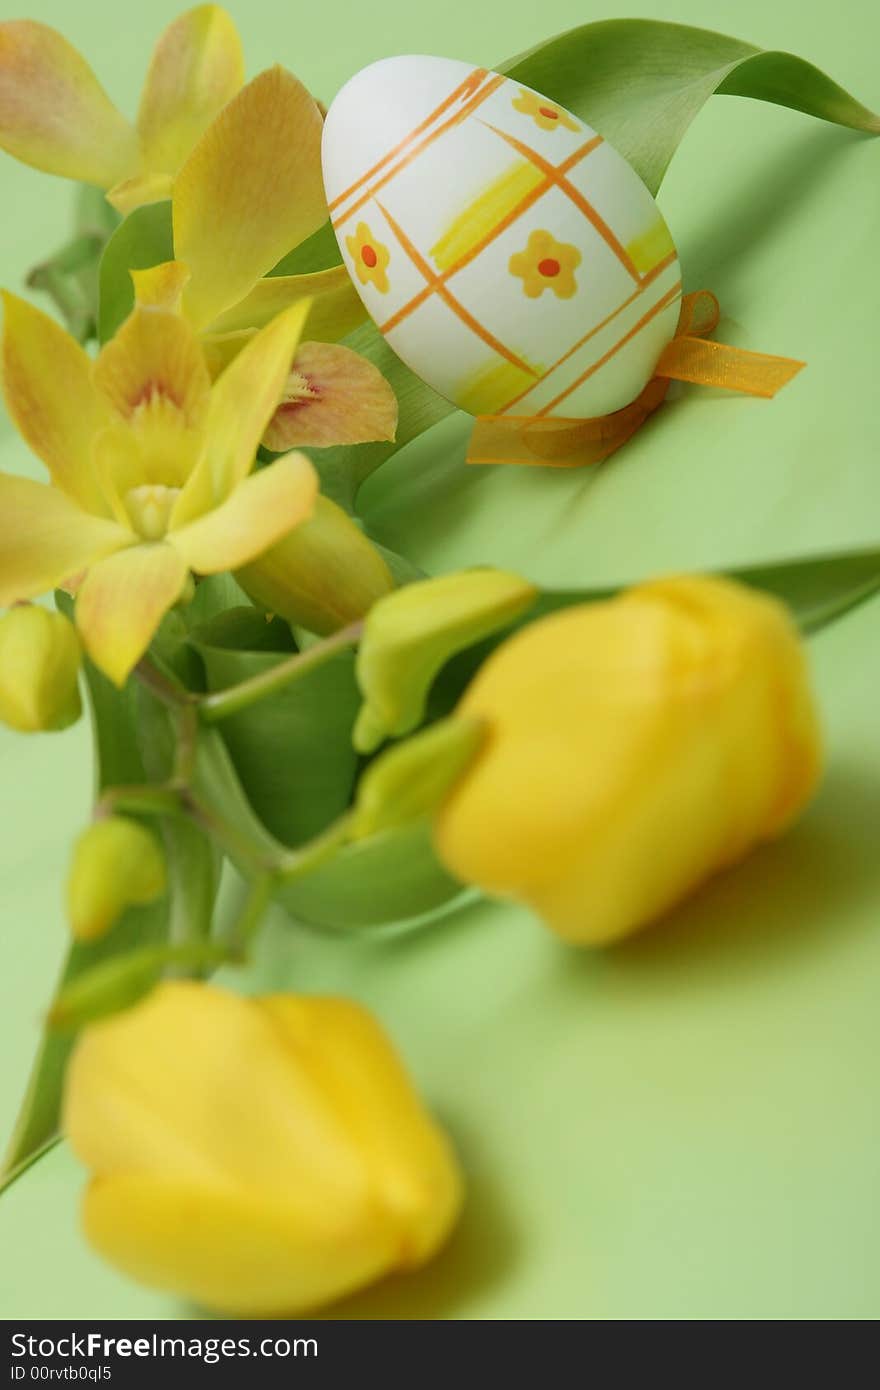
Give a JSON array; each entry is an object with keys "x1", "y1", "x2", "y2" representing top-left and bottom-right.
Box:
[
  {"x1": 263, "y1": 341, "x2": 398, "y2": 451},
  {"x1": 206, "y1": 265, "x2": 365, "y2": 341},
  {"x1": 1, "y1": 292, "x2": 112, "y2": 516},
  {"x1": 0, "y1": 473, "x2": 133, "y2": 605},
  {"x1": 174, "y1": 67, "x2": 326, "y2": 328},
  {"x1": 131, "y1": 261, "x2": 191, "y2": 313},
  {"x1": 76, "y1": 543, "x2": 189, "y2": 686},
  {"x1": 137, "y1": 5, "x2": 244, "y2": 179},
  {"x1": 199, "y1": 328, "x2": 256, "y2": 378},
  {"x1": 106, "y1": 171, "x2": 174, "y2": 215},
  {"x1": 0, "y1": 21, "x2": 137, "y2": 186},
  {"x1": 172, "y1": 300, "x2": 311, "y2": 525},
  {"x1": 170, "y1": 453, "x2": 317, "y2": 574},
  {"x1": 93, "y1": 305, "x2": 211, "y2": 436}
]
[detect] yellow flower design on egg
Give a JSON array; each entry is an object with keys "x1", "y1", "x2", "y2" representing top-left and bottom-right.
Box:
[
  {"x1": 346, "y1": 222, "x2": 391, "y2": 293},
  {"x1": 509, "y1": 230, "x2": 581, "y2": 300},
  {"x1": 511, "y1": 90, "x2": 580, "y2": 133}
]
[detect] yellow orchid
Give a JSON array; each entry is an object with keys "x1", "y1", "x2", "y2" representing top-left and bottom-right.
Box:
[
  {"x1": 0, "y1": 289, "x2": 319, "y2": 686},
  {"x1": 0, "y1": 6, "x2": 244, "y2": 213},
  {"x1": 116, "y1": 60, "x2": 396, "y2": 450},
  {"x1": 0, "y1": 6, "x2": 379, "y2": 415},
  {"x1": 64, "y1": 981, "x2": 463, "y2": 1315}
]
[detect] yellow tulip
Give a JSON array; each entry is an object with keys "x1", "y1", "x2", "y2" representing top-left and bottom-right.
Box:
[
  {"x1": 0, "y1": 290, "x2": 318, "y2": 685},
  {"x1": 67, "y1": 818, "x2": 167, "y2": 942},
  {"x1": 0, "y1": 604, "x2": 81, "y2": 732},
  {"x1": 435, "y1": 575, "x2": 823, "y2": 945},
  {"x1": 64, "y1": 982, "x2": 463, "y2": 1315},
  {"x1": 0, "y1": 7, "x2": 244, "y2": 210}
]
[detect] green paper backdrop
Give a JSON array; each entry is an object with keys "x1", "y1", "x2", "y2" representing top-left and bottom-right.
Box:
[{"x1": 1, "y1": 0, "x2": 878, "y2": 1320}]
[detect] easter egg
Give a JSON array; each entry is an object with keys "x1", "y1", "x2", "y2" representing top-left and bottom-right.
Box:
[{"x1": 322, "y1": 55, "x2": 681, "y2": 421}]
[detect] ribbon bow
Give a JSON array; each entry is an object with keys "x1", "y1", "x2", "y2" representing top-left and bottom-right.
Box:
[{"x1": 467, "y1": 291, "x2": 805, "y2": 469}]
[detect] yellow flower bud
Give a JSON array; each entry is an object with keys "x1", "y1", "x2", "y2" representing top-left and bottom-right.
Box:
[
  {"x1": 354, "y1": 567, "x2": 538, "y2": 752},
  {"x1": 63, "y1": 982, "x2": 463, "y2": 1315},
  {"x1": 0, "y1": 605, "x2": 81, "y2": 732},
  {"x1": 236, "y1": 493, "x2": 394, "y2": 636},
  {"x1": 67, "y1": 818, "x2": 167, "y2": 942},
  {"x1": 435, "y1": 575, "x2": 823, "y2": 946}
]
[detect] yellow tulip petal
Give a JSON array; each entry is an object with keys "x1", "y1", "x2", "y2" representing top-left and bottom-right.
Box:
[
  {"x1": 1, "y1": 291, "x2": 112, "y2": 516},
  {"x1": 130, "y1": 261, "x2": 191, "y2": 312},
  {"x1": 0, "y1": 20, "x2": 137, "y2": 186},
  {"x1": 170, "y1": 454, "x2": 317, "y2": 574},
  {"x1": 64, "y1": 981, "x2": 462, "y2": 1315},
  {"x1": 75, "y1": 543, "x2": 189, "y2": 686},
  {"x1": 106, "y1": 170, "x2": 173, "y2": 216},
  {"x1": 263, "y1": 341, "x2": 398, "y2": 452},
  {"x1": 0, "y1": 473, "x2": 133, "y2": 605},
  {"x1": 206, "y1": 265, "x2": 366, "y2": 340},
  {"x1": 137, "y1": 5, "x2": 244, "y2": 178},
  {"x1": 172, "y1": 300, "x2": 311, "y2": 524},
  {"x1": 93, "y1": 304, "x2": 210, "y2": 430},
  {"x1": 174, "y1": 67, "x2": 326, "y2": 328},
  {"x1": 81, "y1": 1172, "x2": 401, "y2": 1316}
]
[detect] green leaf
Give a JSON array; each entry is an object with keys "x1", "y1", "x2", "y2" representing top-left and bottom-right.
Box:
[
  {"x1": 502, "y1": 18, "x2": 879, "y2": 196},
  {"x1": 530, "y1": 546, "x2": 880, "y2": 638},
  {"x1": 269, "y1": 219, "x2": 343, "y2": 276},
  {"x1": 277, "y1": 820, "x2": 465, "y2": 929},
  {"x1": 190, "y1": 617, "x2": 361, "y2": 847},
  {"x1": 97, "y1": 200, "x2": 173, "y2": 343}
]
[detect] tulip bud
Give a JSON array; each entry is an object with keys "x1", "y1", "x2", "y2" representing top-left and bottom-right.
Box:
[
  {"x1": 354, "y1": 568, "x2": 538, "y2": 752},
  {"x1": 236, "y1": 494, "x2": 394, "y2": 636},
  {"x1": 67, "y1": 818, "x2": 167, "y2": 943},
  {"x1": 434, "y1": 575, "x2": 823, "y2": 946},
  {"x1": 0, "y1": 605, "x2": 81, "y2": 733},
  {"x1": 63, "y1": 981, "x2": 463, "y2": 1315}
]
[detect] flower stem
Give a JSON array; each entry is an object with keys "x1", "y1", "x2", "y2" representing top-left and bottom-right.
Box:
[
  {"x1": 199, "y1": 622, "x2": 363, "y2": 724},
  {"x1": 276, "y1": 813, "x2": 353, "y2": 883}
]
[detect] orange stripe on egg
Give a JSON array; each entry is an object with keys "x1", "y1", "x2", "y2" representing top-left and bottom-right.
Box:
[
  {"x1": 331, "y1": 73, "x2": 507, "y2": 231},
  {"x1": 327, "y1": 67, "x2": 490, "y2": 213},
  {"x1": 497, "y1": 252, "x2": 679, "y2": 414},
  {"x1": 378, "y1": 135, "x2": 604, "y2": 337},
  {"x1": 479, "y1": 121, "x2": 643, "y2": 283},
  {"x1": 375, "y1": 200, "x2": 540, "y2": 379},
  {"x1": 534, "y1": 282, "x2": 682, "y2": 417}
]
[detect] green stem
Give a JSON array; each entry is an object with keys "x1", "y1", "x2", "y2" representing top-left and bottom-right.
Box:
[
  {"x1": 227, "y1": 873, "x2": 274, "y2": 952},
  {"x1": 199, "y1": 622, "x2": 363, "y2": 724},
  {"x1": 96, "y1": 783, "x2": 185, "y2": 821},
  {"x1": 276, "y1": 813, "x2": 353, "y2": 883}
]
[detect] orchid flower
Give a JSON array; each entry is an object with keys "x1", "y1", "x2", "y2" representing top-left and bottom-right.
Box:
[
  {"x1": 0, "y1": 6, "x2": 244, "y2": 213},
  {"x1": 133, "y1": 64, "x2": 397, "y2": 451},
  {"x1": 0, "y1": 7, "x2": 397, "y2": 449},
  {"x1": 0, "y1": 289, "x2": 319, "y2": 686}
]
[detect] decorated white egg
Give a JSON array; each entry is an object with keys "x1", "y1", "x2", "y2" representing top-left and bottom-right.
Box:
[{"x1": 322, "y1": 55, "x2": 682, "y2": 421}]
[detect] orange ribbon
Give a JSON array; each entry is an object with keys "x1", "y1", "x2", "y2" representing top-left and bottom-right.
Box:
[{"x1": 466, "y1": 291, "x2": 805, "y2": 469}]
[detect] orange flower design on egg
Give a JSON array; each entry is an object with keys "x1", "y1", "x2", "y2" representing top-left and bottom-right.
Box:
[
  {"x1": 511, "y1": 90, "x2": 580, "y2": 133},
  {"x1": 346, "y1": 222, "x2": 391, "y2": 293},
  {"x1": 509, "y1": 231, "x2": 581, "y2": 300}
]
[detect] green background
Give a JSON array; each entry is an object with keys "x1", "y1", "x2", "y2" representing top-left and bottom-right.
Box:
[{"x1": 1, "y1": 0, "x2": 879, "y2": 1319}]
